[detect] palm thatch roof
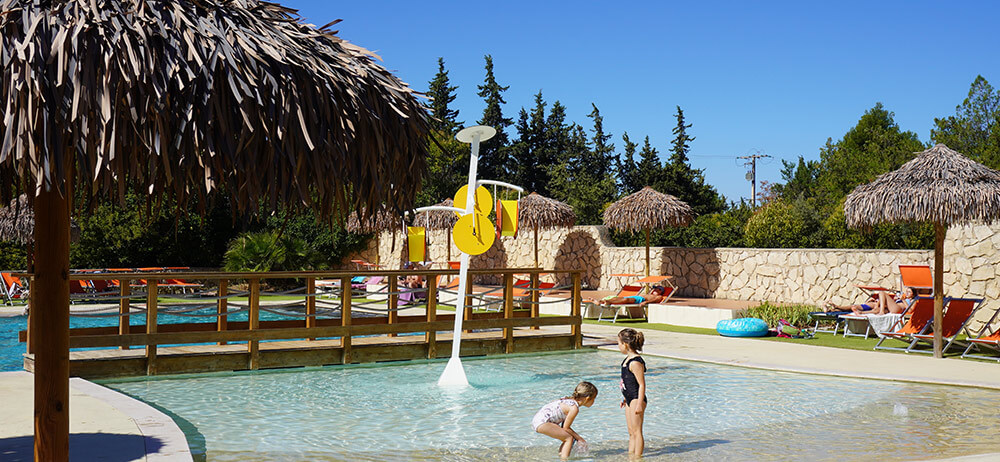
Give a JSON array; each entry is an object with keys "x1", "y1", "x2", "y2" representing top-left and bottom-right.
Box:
[
  {"x1": 0, "y1": 195, "x2": 79, "y2": 244},
  {"x1": 519, "y1": 193, "x2": 576, "y2": 229},
  {"x1": 844, "y1": 144, "x2": 1000, "y2": 228},
  {"x1": 0, "y1": 0, "x2": 430, "y2": 218},
  {"x1": 345, "y1": 207, "x2": 402, "y2": 234},
  {"x1": 603, "y1": 187, "x2": 693, "y2": 232},
  {"x1": 415, "y1": 199, "x2": 458, "y2": 229}
]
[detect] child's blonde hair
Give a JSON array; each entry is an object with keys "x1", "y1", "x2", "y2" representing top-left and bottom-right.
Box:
[
  {"x1": 570, "y1": 381, "x2": 598, "y2": 401},
  {"x1": 618, "y1": 328, "x2": 644, "y2": 353}
]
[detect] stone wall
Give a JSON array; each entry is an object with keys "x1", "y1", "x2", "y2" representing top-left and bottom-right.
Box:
[{"x1": 355, "y1": 223, "x2": 1000, "y2": 330}]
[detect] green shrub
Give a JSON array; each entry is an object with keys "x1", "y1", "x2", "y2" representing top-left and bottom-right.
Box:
[
  {"x1": 743, "y1": 201, "x2": 809, "y2": 248},
  {"x1": 741, "y1": 301, "x2": 816, "y2": 328},
  {"x1": 223, "y1": 231, "x2": 326, "y2": 272},
  {"x1": 0, "y1": 240, "x2": 27, "y2": 270}
]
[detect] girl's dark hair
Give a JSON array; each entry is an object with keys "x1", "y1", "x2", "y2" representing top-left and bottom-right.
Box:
[
  {"x1": 618, "y1": 328, "x2": 644, "y2": 353},
  {"x1": 571, "y1": 381, "x2": 598, "y2": 401}
]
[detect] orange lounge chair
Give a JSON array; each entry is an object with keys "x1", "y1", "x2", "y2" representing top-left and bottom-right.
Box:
[
  {"x1": 1, "y1": 272, "x2": 25, "y2": 305},
  {"x1": 873, "y1": 297, "x2": 935, "y2": 352},
  {"x1": 584, "y1": 284, "x2": 645, "y2": 323},
  {"x1": 899, "y1": 264, "x2": 933, "y2": 296},
  {"x1": 633, "y1": 275, "x2": 677, "y2": 303},
  {"x1": 908, "y1": 297, "x2": 982, "y2": 354},
  {"x1": 962, "y1": 305, "x2": 1000, "y2": 361}
]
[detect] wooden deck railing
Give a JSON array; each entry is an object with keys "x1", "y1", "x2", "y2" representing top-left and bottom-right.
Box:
[{"x1": 19, "y1": 268, "x2": 583, "y2": 375}]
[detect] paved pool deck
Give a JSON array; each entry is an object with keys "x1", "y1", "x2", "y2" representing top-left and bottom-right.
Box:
[{"x1": 0, "y1": 371, "x2": 192, "y2": 461}]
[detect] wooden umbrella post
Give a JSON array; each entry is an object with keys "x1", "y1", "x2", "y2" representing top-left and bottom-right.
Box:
[
  {"x1": 645, "y1": 228, "x2": 650, "y2": 277},
  {"x1": 933, "y1": 223, "x2": 945, "y2": 358},
  {"x1": 33, "y1": 182, "x2": 71, "y2": 461},
  {"x1": 534, "y1": 226, "x2": 539, "y2": 268}
]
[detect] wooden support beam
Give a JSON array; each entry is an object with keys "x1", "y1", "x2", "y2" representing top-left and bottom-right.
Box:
[
  {"x1": 530, "y1": 272, "x2": 540, "y2": 330},
  {"x1": 248, "y1": 279, "x2": 260, "y2": 370},
  {"x1": 146, "y1": 281, "x2": 158, "y2": 375},
  {"x1": 572, "y1": 272, "x2": 582, "y2": 349},
  {"x1": 341, "y1": 276, "x2": 352, "y2": 364},
  {"x1": 33, "y1": 180, "x2": 71, "y2": 462},
  {"x1": 217, "y1": 280, "x2": 228, "y2": 345},
  {"x1": 306, "y1": 277, "x2": 316, "y2": 340},
  {"x1": 26, "y1": 275, "x2": 33, "y2": 354},
  {"x1": 119, "y1": 280, "x2": 131, "y2": 350},
  {"x1": 503, "y1": 272, "x2": 514, "y2": 353},
  {"x1": 464, "y1": 277, "x2": 474, "y2": 333},
  {"x1": 425, "y1": 276, "x2": 437, "y2": 359},
  {"x1": 388, "y1": 275, "x2": 398, "y2": 337}
]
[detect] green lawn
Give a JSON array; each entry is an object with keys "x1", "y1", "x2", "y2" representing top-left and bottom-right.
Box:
[{"x1": 583, "y1": 318, "x2": 987, "y2": 358}]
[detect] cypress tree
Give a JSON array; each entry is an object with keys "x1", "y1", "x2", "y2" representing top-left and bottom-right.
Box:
[
  {"x1": 476, "y1": 55, "x2": 513, "y2": 181},
  {"x1": 426, "y1": 57, "x2": 462, "y2": 134}
]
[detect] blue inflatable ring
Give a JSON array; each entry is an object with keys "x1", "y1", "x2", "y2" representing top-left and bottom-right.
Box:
[{"x1": 716, "y1": 318, "x2": 769, "y2": 337}]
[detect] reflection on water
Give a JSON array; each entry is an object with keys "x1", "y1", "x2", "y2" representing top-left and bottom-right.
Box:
[{"x1": 102, "y1": 350, "x2": 1000, "y2": 461}]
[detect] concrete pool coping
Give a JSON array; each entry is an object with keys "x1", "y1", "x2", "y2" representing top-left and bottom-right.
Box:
[{"x1": 0, "y1": 371, "x2": 192, "y2": 461}]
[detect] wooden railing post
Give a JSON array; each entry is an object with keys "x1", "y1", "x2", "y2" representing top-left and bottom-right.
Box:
[
  {"x1": 572, "y1": 272, "x2": 582, "y2": 349},
  {"x1": 119, "y1": 279, "x2": 131, "y2": 349},
  {"x1": 26, "y1": 275, "x2": 33, "y2": 354},
  {"x1": 248, "y1": 279, "x2": 260, "y2": 370},
  {"x1": 425, "y1": 275, "x2": 438, "y2": 359},
  {"x1": 503, "y1": 272, "x2": 514, "y2": 353},
  {"x1": 146, "y1": 281, "x2": 158, "y2": 375},
  {"x1": 341, "y1": 275, "x2": 352, "y2": 364},
  {"x1": 217, "y1": 280, "x2": 228, "y2": 346},
  {"x1": 464, "y1": 276, "x2": 474, "y2": 333},
  {"x1": 306, "y1": 277, "x2": 316, "y2": 341},
  {"x1": 388, "y1": 273, "x2": 398, "y2": 337},
  {"x1": 530, "y1": 272, "x2": 540, "y2": 330}
]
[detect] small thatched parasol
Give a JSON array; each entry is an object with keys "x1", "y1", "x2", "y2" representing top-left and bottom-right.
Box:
[
  {"x1": 844, "y1": 144, "x2": 1000, "y2": 358},
  {"x1": 0, "y1": 195, "x2": 80, "y2": 246},
  {"x1": 415, "y1": 199, "x2": 459, "y2": 261},
  {"x1": 346, "y1": 207, "x2": 404, "y2": 267},
  {"x1": 1, "y1": 0, "x2": 430, "y2": 457},
  {"x1": 519, "y1": 193, "x2": 577, "y2": 267},
  {"x1": 604, "y1": 186, "x2": 693, "y2": 276}
]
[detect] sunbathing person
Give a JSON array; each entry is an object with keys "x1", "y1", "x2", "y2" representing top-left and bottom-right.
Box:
[
  {"x1": 824, "y1": 287, "x2": 913, "y2": 315},
  {"x1": 601, "y1": 286, "x2": 666, "y2": 308}
]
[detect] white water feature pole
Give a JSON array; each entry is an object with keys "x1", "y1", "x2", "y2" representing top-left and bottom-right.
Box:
[{"x1": 438, "y1": 125, "x2": 496, "y2": 387}]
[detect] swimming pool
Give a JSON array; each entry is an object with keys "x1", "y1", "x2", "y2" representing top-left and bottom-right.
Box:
[{"x1": 101, "y1": 350, "x2": 1000, "y2": 461}]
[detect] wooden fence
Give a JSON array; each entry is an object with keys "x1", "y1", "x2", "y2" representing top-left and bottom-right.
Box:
[{"x1": 19, "y1": 268, "x2": 583, "y2": 377}]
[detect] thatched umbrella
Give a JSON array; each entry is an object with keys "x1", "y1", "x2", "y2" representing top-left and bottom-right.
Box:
[
  {"x1": 1, "y1": 1, "x2": 429, "y2": 458},
  {"x1": 346, "y1": 207, "x2": 404, "y2": 267},
  {"x1": 844, "y1": 144, "x2": 1000, "y2": 358},
  {"x1": 604, "y1": 187, "x2": 693, "y2": 276},
  {"x1": 519, "y1": 193, "x2": 576, "y2": 267},
  {"x1": 415, "y1": 199, "x2": 459, "y2": 261},
  {"x1": 0, "y1": 195, "x2": 81, "y2": 247}
]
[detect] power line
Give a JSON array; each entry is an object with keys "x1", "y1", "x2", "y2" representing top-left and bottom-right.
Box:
[{"x1": 737, "y1": 151, "x2": 771, "y2": 207}]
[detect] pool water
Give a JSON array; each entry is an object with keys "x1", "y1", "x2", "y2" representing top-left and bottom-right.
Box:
[
  {"x1": 101, "y1": 350, "x2": 1000, "y2": 461},
  {"x1": 0, "y1": 307, "x2": 344, "y2": 371}
]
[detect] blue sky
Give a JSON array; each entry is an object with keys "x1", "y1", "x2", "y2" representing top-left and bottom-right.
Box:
[{"x1": 283, "y1": 0, "x2": 999, "y2": 203}]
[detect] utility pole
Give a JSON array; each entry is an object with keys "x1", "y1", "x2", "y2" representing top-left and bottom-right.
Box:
[{"x1": 738, "y1": 151, "x2": 771, "y2": 207}]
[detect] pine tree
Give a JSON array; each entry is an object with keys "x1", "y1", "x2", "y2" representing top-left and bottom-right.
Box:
[
  {"x1": 476, "y1": 55, "x2": 514, "y2": 181},
  {"x1": 425, "y1": 57, "x2": 462, "y2": 134},
  {"x1": 659, "y1": 106, "x2": 724, "y2": 215},
  {"x1": 636, "y1": 136, "x2": 662, "y2": 190},
  {"x1": 512, "y1": 91, "x2": 549, "y2": 194},
  {"x1": 616, "y1": 132, "x2": 640, "y2": 195},
  {"x1": 553, "y1": 104, "x2": 616, "y2": 224}
]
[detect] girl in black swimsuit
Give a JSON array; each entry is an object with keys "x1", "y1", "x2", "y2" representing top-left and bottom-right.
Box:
[{"x1": 617, "y1": 328, "x2": 646, "y2": 459}]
